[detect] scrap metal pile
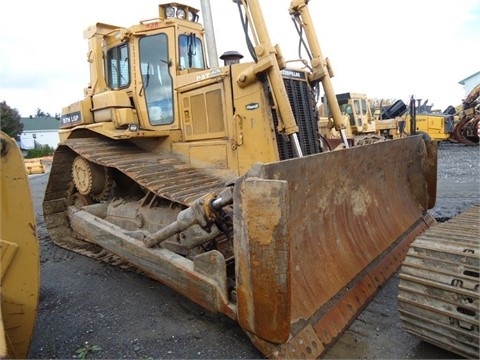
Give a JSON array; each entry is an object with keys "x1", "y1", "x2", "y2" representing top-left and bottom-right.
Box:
[{"x1": 451, "y1": 84, "x2": 480, "y2": 145}]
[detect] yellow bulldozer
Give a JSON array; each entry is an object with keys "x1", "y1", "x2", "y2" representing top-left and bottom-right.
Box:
[
  {"x1": 42, "y1": 1, "x2": 438, "y2": 358},
  {"x1": 0, "y1": 131, "x2": 40, "y2": 359},
  {"x1": 318, "y1": 92, "x2": 401, "y2": 148},
  {"x1": 318, "y1": 92, "x2": 456, "y2": 148}
]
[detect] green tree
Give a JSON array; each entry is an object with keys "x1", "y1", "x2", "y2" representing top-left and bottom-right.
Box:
[
  {"x1": 35, "y1": 108, "x2": 51, "y2": 118},
  {"x1": 0, "y1": 101, "x2": 23, "y2": 140}
]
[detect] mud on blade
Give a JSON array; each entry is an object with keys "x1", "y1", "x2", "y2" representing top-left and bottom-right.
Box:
[{"x1": 233, "y1": 136, "x2": 437, "y2": 358}]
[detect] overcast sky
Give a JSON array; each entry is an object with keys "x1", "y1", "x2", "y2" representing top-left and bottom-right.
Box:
[{"x1": 1, "y1": 0, "x2": 478, "y2": 117}]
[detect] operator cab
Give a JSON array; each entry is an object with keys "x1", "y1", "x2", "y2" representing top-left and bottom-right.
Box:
[
  {"x1": 335, "y1": 92, "x2": 371, "y2": 129},
  {"x1": 137, "y1": 3, "x2": 206, "y2": 127},
  {"x1": 60, "y1": 3, "x2": 209, "y2": 134}
]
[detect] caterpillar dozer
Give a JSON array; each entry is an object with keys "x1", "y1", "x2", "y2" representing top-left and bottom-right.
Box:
[
  {"x1": 318, "y1": 92, "x2": 457, "y2": 149},
  {"x1": 43, "y1": 1, "x2": 438, "y2": 358},
  {"x1": 0, "y1": 131, "x2": 40, "y2": 359},
  {"x1": 318, "y1": 92, "x2": 403, "y2": 148}
]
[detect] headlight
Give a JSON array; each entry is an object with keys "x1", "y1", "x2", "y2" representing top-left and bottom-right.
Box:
[
  {"x1": 176, "y1": 8, "x2": 186, "y2": 19},
  {"x1": 160, "y1": 4, "x2": 199, "y2": 22},
  {"x1": 165, "y1": 6, "x2": 176, "y2": 18},
  {"x1": 128, "y1": 124, "x2": 139, "y2": 132}
]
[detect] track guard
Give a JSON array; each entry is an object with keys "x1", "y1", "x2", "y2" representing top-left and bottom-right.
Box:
[{"x1": 233, "y1": 136, "x2": 437, "y2": 358}]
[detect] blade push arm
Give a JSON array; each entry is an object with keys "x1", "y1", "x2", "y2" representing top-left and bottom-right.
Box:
[
  {"x1": 289, "y1": 0, "x2": 349, "y2": 147},
  {"x1": 235, "y1": 0, "x2": 304, "y2": 156}
]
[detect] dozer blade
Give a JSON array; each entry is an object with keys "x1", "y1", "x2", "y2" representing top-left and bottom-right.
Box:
[
  {"x1": 0, "y1": 131, "x2": 40, "y2": 359},
  {"x1": 233, "y1": 135, "x2": 437, "y2": 358}
]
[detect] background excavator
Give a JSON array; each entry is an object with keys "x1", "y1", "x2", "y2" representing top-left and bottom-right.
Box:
[
  {"x1": 0, "y1": 131, "x2": 40, "y2": 359},
  {"x1": 42, "y1": 1, "x2": 438, "y2": 358}
]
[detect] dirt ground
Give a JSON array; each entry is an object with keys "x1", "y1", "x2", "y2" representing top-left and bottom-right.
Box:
[{"x1": 27, "y1": 142, "x2": 479, "y2": 359}]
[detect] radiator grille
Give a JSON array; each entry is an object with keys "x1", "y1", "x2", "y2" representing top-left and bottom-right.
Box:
[{"x1": 273, "y1": 72, "x2": 321, "y2": 160}]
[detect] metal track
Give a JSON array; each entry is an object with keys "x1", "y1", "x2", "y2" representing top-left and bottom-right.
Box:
[
  {"x1": 64, "y1": 137, "x2": 229, "y2": 205},
  {"x1": 42, "y1": 137, "x2": 229, "y2": 260},
  {"x1": 398, "y1": 204, "x2": 480, "y2": 359}
]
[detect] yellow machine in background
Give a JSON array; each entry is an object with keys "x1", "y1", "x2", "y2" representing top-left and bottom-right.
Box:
[
  {"x1": 0, "y1": 131, "x2": 40, "y2": 359},
  {"x1": 24, "y1": 158, "x2": 46, "y2": 175},
  {"x1": 319, "y1": 92, "x2": 455, "y2": 146},
  {"x1": 403, "y1": 98, "x2": 455, "y2": 141},
  {"x1": 318, "y1": 92, "x2": 400, "y2": 148},
  {"x1": 404, "y1": 113, "x2": 453, "y2": 141},
  {"x1": 42, "y1": 1, "x2": 437, "y2": 357}
]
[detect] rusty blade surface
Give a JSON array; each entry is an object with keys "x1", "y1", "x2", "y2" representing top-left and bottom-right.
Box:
[{"x1": 234, "y1": 136, "x2": 437, "y2": 358}]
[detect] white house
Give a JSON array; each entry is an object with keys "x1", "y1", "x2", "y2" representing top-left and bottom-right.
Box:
[
  {"x1": 20, "y1": 117, "x2": 60, "y2": 150},
  {"x1": 458, "y1": 71, "x2": 480, "y2": 98}
]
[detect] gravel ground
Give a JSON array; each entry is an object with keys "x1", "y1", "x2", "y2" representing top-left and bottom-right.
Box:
[
  {"x1": 429, "y1": 142, "x2": 479, "y2": 219},
  {"x1": 27, "y1": 141, "x2": 479, "y2": 359}
]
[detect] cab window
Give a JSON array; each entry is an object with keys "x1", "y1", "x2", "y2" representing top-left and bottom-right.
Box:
[
  {"x1": 178, "y1": 34, "x2": 205, "y2": 70},
  {"x1": 361, "y1": 99, "x2": 368, "y2": 115},
  {"x1": 340, "y1": 104, "x2": 355, "y2": 126},
  {"x1": 107, "y1": 44, "x2": 130, "y2": 88}
]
